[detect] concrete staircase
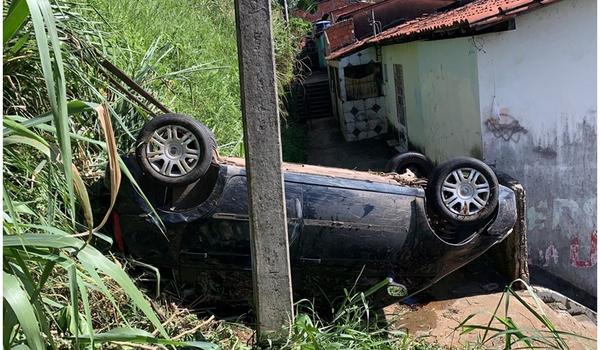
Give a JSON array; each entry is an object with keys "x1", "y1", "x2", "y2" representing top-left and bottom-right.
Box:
[{"x1": 296, "y1": 73, "x2": 333, "y2": 120}]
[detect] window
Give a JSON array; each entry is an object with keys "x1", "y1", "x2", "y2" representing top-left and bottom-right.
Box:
[{"x1": 343, "y1": 63, "x2": 383, "y2": 101}]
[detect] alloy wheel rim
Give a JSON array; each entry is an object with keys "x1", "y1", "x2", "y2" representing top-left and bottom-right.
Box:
[
  {"x1": 146, "y1": 125, "x2": 201, "y2": 177},
  {"x1": 441, "y1": 167, "x2": 490, "y2": 216}
]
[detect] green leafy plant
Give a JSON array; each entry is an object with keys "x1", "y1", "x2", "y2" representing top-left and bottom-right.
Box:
[
  {"x1": 2, "y1": 0, "x2": 210, "y2": 348},
  {"x1": 281, "y1": 279, "x2": 442, "y2": 350}
]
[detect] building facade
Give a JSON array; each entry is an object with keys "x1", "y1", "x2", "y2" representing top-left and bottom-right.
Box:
[
  {"x1": 476, "y1": 0, "x2": 596, "y2": 294},
  {"x1": 327, "y1": 0, "x2": 597, "y2": 295}
]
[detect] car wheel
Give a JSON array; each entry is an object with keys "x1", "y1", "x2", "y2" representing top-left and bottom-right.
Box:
[
  {"x1": 136, "y1": 113, "x2": 216, "y2": 186},
  {"x1": 426, "y1": 157, "x2": 499, "y2": 225},
  {"x1": 385, "y1": 152, "x2": 433, "y2": 178}
]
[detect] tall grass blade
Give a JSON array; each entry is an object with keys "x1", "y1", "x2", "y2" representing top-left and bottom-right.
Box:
[
  {"x1": 3, "y1": 303, "x2": 19, "y2": 349},
  {"x1": 25, "y1": 0, "x2": 76, "y2": 222},
  {"x1": 93, "y1": 103, "x2": 121, "y2": 231},
  {"x1": 5, "y1": 233, "x2": 168, "y2": 337},
  {"x1": 67, "y1": 264, "x2": 80, "y2": 349},
  {"x1": 3, "y1": 187, "x2": 21, "y2": 234},
  {"x1": 76, "y1": 279, "x2": 94, "y2": 349},
  {"x1": 71, "y1": 165, "x2": 93, "y2": 238},
  {"x1": 3, "y1": 118, "x2": 49, "y2": 145},
  {"x1": 4, "y1": 0, "x2": 30, "y2": 44},
  {"x1": 4, "y1": 135, "x2": 51, "y2": 157},
  {"x1": 3, "y1": 100, "x2": 97, "y2": 136},
  {"x1": 3, "y1": 271, "x2": 45, "y2": 350}
]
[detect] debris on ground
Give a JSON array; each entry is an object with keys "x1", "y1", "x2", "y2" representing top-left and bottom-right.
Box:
[{"x1": 222, "y1": 157, "x2": 427, "y2": 187}]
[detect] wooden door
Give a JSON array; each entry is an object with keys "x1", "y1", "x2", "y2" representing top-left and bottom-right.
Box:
[{"x1": 393, "y1": 64, "x2": 408, "y2": 151}]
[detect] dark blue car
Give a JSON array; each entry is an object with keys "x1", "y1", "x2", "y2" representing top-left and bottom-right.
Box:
[{"x1": 107, "y1": 114, "x2": 518, "y2": 307}]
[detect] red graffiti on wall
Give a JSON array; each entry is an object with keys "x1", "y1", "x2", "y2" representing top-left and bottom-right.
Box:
[{"x1": 569, "y1": 230, "x2": 597, "y2": 268}]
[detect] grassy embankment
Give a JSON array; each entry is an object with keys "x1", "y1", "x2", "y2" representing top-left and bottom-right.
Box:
[{"x1": 87, "y1": 0, "x2": 309, "y2": 160}]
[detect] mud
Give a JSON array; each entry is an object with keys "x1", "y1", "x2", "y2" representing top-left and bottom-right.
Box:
[{"x1": 384, "y1": 292, "x2": 597, "y2": 349}]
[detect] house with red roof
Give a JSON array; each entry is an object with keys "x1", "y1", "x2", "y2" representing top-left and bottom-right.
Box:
[
  {"x1": 321, "y1": 0, "x2": 453, "y2": 141},
  {"x1": 325, "y1": 0, "x2": 597, "y2": 297}
]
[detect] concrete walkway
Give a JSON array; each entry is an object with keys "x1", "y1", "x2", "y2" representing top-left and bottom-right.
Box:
[{"x1": 304, "y1": 116, "x2": 396, "y2": 171}]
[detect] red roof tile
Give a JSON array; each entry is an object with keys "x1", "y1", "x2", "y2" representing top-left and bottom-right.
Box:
[{"x1": 326, "y1": 0, "x2": 560, "y2": 59}]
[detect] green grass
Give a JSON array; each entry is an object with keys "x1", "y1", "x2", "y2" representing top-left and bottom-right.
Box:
[
  {"x1": 85, "y1": 0, "x2": 244, "y2": 156},
  {"x1": 82, "y1": 0, "x2": 309, "y2": 158}
]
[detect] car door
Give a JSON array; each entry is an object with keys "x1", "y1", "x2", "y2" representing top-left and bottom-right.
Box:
[
  {"x1": 295, "y1": 178, "x2": 416, "y2": 293},
  {"x1": 179, "y1": 174, "x2": 303, "y2": 272}
]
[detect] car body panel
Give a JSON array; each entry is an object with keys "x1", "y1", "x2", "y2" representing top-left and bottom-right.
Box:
[{"x1": 112, "y1": 156, "x2": 517, "y2": 306}]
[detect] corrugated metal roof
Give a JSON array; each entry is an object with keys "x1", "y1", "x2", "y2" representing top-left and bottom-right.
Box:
[
  {"x1": 294, "y1": 0, "x2": 369, "y2": 23},
  {"x1": 346, "y1": 0, "x2": 455, "y2": 39},
  {"x1": 330, "y1": 2, "x2": 374, "y2": 22},
  {"x1": 326, "y1": 0, "x2": 560, "y2": 59}
]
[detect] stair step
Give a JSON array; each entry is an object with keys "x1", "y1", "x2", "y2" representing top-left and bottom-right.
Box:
[
  {"x1": 307, "y1": 98, "x2": 330, "y2": 102},
  {"x1": 307, "y1": 106, "x2": 331, "y2": 111},
  {"x1": 308, "y1": 108, "x2": 331, "y2": 114},
  {"x1": 300, "y1": 92, "x2": 329, "y2": 97},
  {"x1": 306, "y1": 87, "x2": 330, "y2": 93},
  {"x1": 308, "y1": 101, "x2": 331, "y2": 108},
  {"x1": 308, "y1": 98, "x2": 331, "y2": 103},
  {"x1": 306, "y1": 85, "x2": 330, "y2": 90}
]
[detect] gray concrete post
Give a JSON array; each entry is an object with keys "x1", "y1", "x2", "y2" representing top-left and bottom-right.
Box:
[{"x1": 233, "y1": 0, "x2": 294, "y2": 340}]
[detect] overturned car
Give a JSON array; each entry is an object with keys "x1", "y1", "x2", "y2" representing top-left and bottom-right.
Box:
[{"x1": 104, "y1": 114, "x2": 518, "y2": 307}]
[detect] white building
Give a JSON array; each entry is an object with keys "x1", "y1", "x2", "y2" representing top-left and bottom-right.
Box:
[{"x1": 326, "y1": 0, "x2": 597, "y2": 295}]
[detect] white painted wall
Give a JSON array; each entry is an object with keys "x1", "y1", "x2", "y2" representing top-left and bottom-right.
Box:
[{"x1": 476, "y1": 0, "x2": 597, "y2": 294}]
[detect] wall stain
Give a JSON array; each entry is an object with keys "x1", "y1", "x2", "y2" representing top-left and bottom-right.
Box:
[
  {"x1": 485, "y1": 115, "x2": 596, "y2": 293},
  {"x1": 532, "y1": 145, "x2": 557, "y2": 159},
  {"x1": 538, "y1": 243, "x2": 559, "y2": 267},
  {"x1": 485, "y1": 108, "x2": 528, "y2": 142}
]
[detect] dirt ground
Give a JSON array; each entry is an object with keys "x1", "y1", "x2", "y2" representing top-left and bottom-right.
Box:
[{"x1": 384, "y1": 291, "x2": 597, "y2": 349}]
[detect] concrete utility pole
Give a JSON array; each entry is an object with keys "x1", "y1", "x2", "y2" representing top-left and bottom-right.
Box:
[{"x1": 233, "y1": 0, "x2": 294, "y2": 341}]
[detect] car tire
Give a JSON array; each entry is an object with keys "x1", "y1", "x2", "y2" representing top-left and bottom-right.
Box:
[
  {"x1": 385, "y1": 152, "x2": 433, "y2": 178},
  {"x1": 426, "y1": 157, "x2": 499, "y2": 225},
  {"x1": 136, "y1": 114, "x2": 216, "y2": 186}
]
